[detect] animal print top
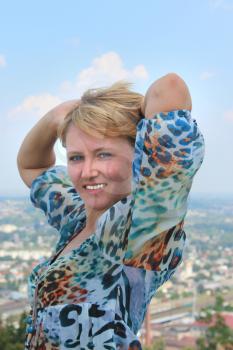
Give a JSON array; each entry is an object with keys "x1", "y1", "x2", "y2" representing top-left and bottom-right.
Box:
[{"x1": 26, "y1": 110, "x2": 204, "y2": 350}]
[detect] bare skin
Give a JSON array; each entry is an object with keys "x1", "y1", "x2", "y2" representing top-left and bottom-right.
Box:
[{"x1": 17, "y1": 100, "x2": 80, "y2": 187}]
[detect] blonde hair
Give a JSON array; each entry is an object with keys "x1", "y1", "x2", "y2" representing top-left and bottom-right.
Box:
[{"x1": 58, "y1": 81, "x2": 143, "y2": 147}]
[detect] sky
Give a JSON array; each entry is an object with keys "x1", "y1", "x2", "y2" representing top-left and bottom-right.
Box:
[{"x1": 0, "y1": 0, "x2": 233, "y2": 197}]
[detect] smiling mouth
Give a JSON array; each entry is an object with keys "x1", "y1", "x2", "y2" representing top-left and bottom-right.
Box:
[
  {"x1": 84, "y1": 184, "x2": 107, "y2": 190},
  {"x1": 83, "y1": 184, "x2": 107, "y2": 194}
]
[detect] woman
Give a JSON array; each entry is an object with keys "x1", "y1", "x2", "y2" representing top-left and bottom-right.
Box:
[{"x1": 17, "y1": 73, "x2": 204, "y2": 350}]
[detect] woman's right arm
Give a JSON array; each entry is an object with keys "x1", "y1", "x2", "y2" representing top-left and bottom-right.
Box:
[{"x1": 17, "y1": 100, "x2": 79, "y2": 188}]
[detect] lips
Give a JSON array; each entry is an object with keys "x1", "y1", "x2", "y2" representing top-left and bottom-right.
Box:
[
  {"x1": 83, "y1": 184, "x2": 107, "y2": 195},
  {"x1": 83, "y1": 183, "x2": 106, "y2": 188}
]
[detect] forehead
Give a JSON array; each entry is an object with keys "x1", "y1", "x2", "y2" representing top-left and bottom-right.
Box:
[{"x1": 65, "y1": 124, "x2": 128, "y2": 151}]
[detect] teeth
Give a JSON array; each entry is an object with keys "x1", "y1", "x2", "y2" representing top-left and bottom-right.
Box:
[{"x1": 85, "y1": 184, "x2": 105, "y2": 190}]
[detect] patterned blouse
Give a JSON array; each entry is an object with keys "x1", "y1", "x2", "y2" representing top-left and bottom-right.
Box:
[{"x1": 26, "y1": 110, "x2": 204, "y2": 350}]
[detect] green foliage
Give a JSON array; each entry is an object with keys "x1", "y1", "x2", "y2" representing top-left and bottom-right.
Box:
[
  {"x1": 182, "y1": 291, "x2": 193, "y2": 298},
  {"x1": 0, "y1": 312, "x2": 26, "y2": 350},
  {"x1": 170, "y1": 292, "x2": 179, "y2": 300},
  {"x1": 199, "y1": 294, "x2": 233, "y2": 318},
  {"x1": 196, "y1": 295, "x2": 233, "y2": 350},
  {"x1": 155, "y1": 290, "x2": 165, "y2": 299},
  {"x1": 144, "y1": 337, "x2": 165, "y2": 350},
  {"x1": 196, "y1": 313, "x2": 233, "y2": 349}
]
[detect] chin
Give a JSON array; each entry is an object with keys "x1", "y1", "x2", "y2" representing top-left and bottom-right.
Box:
[{"x1": 85, "y1": 199, "x2": 119, "y2": 213}]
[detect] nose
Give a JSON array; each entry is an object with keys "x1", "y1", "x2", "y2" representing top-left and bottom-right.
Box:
[{"x1": 81, "y1": 159, "x2": 99, "y2": 179}]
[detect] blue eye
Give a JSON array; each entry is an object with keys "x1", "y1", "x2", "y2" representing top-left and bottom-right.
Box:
[
  {"x1": 68, "y1": 153, "x2": 112, "y2": 162},
  {"x1": 68, "y1": 155, "x2": 83, "y2": 161},
  {"x1": 98, "y1": 152, "x2": 112, "y2": 158}
]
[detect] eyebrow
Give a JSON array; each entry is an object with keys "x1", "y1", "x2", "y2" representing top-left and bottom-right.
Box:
[{"x1": 67, "y1": 147, "x2": 114, "y2": 155}]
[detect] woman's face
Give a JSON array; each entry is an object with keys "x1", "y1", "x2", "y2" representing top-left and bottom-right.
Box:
[{"x1": 65, "y1": 124, "x2": 134, "y2": 214}]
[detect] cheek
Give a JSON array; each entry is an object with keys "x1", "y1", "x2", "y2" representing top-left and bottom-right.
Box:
[
  {"x1": 67, "y1": 165, "x2": 81, "y2": 184},
  {"x1": 106, "y1": 158, "x2": 132, "y2": 182}
]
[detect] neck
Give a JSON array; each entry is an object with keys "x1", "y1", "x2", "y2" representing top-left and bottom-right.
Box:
[{"x1": 84, "y1": 207, "x2": 106, "y2": 232}]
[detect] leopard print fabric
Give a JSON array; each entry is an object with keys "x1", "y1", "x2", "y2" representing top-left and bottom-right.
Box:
[{"x1": 27, "y1": 110, "x2": 204, "y2": 349}]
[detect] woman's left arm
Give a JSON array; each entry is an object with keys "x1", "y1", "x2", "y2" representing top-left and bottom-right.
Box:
[
  {"x1": 141, "y1": 73, "x2": 192, "y2": 118},
  {"x1": 123, "y1": 74, "x2": 204, "y2": 269}
]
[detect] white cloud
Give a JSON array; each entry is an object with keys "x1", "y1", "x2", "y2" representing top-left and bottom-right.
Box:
[
  {"x1": 8, "y1": 51, "x2": 148, "y2": 120},
  {"x1": 9, "y1": 94, "x2": 62, "y2": 120},
  {"x1": 132, "y1": 65, "x2": 148, "y2": 79},
  {"x1": 200, "y1": 71, "x2": 215, "y2": 81},
  {"x1": 59, "y1": 51, "x2": 149, "y2": 97},
  {"x1": 224, "y1": 109, "x2": 233, "y2": 122},
  {"x1": 0, "y1": 54, "x2": 6, "y2": 68},
  {"x1": 209, "y1": 0, "x2": 233, "y2": 10}
]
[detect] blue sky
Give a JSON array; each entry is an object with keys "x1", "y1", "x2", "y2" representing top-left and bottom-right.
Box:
[{"x1": 0, "y1": 0, "x2": 233, "y2": 197}]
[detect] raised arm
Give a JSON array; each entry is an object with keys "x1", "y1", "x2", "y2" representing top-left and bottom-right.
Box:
[
  {"x1": 17, "y1": 100, "x2": 80, "y2": 188},
  {"x1": 121, "y1": 74, "x2": 204, "y2": 263},
  {"x1": 141, "y1": 73, "x2": 192, "y2": 118}
]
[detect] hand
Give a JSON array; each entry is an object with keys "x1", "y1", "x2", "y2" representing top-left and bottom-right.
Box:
[
  {"x1": 45, "y1": 99, "x2": 81, "y2": 129},
  {"x1": 140, "y1": 97, "x2": 145, "y2": 116}
]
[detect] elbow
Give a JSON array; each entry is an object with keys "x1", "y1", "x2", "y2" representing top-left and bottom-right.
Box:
[
  {"x1": 161, "y1": 73, "x2": 190, "y2": 96},
  {"x1": 164, "y1": 72, "x2": 185, "y2": 86},
  {"x1": 162, "y1": 73, "x2": 192, "y2": 110},
  {"x1": 17, "y1": 152, "x2": 23, "y2": 173},
  {"x1": 144, "y1": 73, "x2": 192, "y2": 117}
]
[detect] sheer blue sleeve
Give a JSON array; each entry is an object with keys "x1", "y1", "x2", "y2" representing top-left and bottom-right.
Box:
[
  {"x1": 30, "y1": 166, "x2": 86, "y2": 250},
  {"x1": 124, "y1": 110, "x2": 204, "y2": 262}
]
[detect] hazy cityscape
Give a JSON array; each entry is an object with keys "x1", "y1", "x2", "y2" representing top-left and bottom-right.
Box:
[{"x1": 0, "y1": 195, "x2": 232, "y2": 349}]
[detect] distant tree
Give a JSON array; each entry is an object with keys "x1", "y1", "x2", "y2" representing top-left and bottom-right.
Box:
[
  {"x1": 144, "y1": 337, "x2": 165, "y2": 350},
  {"x1": 182, "y1": 291, "x2": 193, "y2": 298},
  {"x1": 196, "y1": 296, "x2": 233, "y2": 350},
  {"x1": 196, "y1": 313, "x2": 233, "y2": 349},
  {"x1": 215, "y1": 295, "x2": 225, "y2": 312},
  {"x1": 155, "y1": 290, "x2": 165, "y2": 299},
  {"x1": 193, "y1": 263, "x2": 201, "y2": 272},
  {"x1": 16, "y1": 312, "x2": 27, "y2": 345},
  {"x1": 0, "y1": 312, "x2": 26, "y2": 350},
  {"x1": 170, "y1": 292, "x2": 179, "y2": 300},
  {"x1": 200, "y1": 294, "x2": 233, "y2": 315},
  {"x1": 197, "y1": 283, "x2": 205, "y2": 294}
]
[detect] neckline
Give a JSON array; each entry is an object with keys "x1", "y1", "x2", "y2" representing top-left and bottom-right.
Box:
[
  {"x1": 49, "y1": 195, "x2": 131, "y2": 266},
  {"x1": 49, "y1": 221, "x2": 87, "y2": 265},
  {"x1": 49, "y1": 231, "x2": 96, "y2": 265}
]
